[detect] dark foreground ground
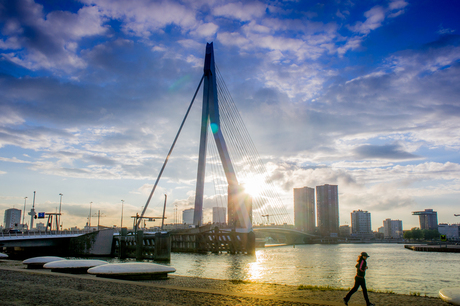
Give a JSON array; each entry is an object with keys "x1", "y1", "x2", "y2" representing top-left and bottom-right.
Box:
[{"x1": 0, "y1": 259, "x2": 449, "y2": 306}]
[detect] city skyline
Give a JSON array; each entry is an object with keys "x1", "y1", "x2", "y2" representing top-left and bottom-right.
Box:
[{"x1": 1, "y1": 1, "x2": 460, "y2": 230}]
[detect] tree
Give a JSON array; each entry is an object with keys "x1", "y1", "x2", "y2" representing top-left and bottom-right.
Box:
[
  {"x1": 423, "y1": 229, "x2": 440, "y2": 240},
  {"x1": 404, "y1": 230, "x2": 413, "y2": 240},
  {"x1": 411, "y1": 228, "x2": 423, "y2": 240}
]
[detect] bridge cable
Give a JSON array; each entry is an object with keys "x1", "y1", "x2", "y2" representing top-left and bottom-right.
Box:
[
  {"x1": 137, "y1": 74, "x2": 205, "y2": 229},
  {"x1": 214, "y1": 65, "x2": 292, "y2": 225}
]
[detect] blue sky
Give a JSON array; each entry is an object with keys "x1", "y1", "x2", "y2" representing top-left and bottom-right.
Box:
[{"x1": 1, "y1": 0, "x2": 460, "y2": 230}]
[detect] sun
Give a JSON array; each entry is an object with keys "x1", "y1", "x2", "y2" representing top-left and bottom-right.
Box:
[{"x1": 241, "y1": 177, "x2": 265, "y2": 198}]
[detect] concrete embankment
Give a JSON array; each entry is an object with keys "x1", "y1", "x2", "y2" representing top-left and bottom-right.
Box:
[{"x1": 0, "y1": 259, "x2": 449, "y2": 306}]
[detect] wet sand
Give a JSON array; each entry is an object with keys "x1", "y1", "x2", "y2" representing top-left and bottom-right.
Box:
[{"x1": 0, "y1": 259, "x2": 448, "y2": 306}]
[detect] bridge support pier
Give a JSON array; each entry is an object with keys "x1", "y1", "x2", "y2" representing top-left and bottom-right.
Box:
[
  {"x1": 135, "y1": 230, "x2": 144, "y2": 261},
  {"x1": 154, "y1": 232, "x2": 171, "y2": 261}
]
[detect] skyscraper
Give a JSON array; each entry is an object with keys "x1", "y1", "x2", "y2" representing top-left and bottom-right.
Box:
[
  {"x1": 316, "y1": 184, "x2": 339, "y2": 237},
  {"x1": 294, "y1": 187, "x2": 315, "y2": 233},
  {"x1": 351, "y1": 210, "x2": 372, "y2": 235},
  {"x1": 412, "y1": 209, "x2": 438, "y2": 230},
  {"x1": 4, "y1": 208, "x2": 21, "y2": 229},
  {"x1": 383, "y1": 218, "x2": 403, "y2": 238}
]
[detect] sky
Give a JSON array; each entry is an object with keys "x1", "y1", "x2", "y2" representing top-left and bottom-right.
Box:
[{"x1": 1, "y1": 0, "x2": 460, "y2": 231}]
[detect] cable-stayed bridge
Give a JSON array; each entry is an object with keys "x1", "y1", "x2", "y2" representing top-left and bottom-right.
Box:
[
  {"x1": 138, "y1": 42, "x2": 293, "y2": 231},
  {"x1": 2, "y1": 44, "x2": 311, "y2": 258}
]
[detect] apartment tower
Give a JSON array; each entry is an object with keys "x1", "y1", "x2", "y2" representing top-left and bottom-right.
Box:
[
  {"x1": 316, "y1": 184, "x2": 339, "y2": 237},
  {"x1": 351, "y1": 210, "x2": 372, "y2": 235},
  {"x1": 293, "y1": 187, "x2": 315, "y2": 233}
]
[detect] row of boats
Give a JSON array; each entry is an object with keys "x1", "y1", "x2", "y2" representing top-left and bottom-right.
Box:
[{"x1": 2, "y1": 252, "x2": 175, "y2": 280}]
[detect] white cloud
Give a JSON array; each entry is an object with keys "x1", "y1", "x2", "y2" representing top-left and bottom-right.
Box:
[
  {"x1": 0, "y1": 106, "x2": 24, "y2": 127},
  {"x1": 0, "y1": 37, "x2": 21, "y2": 50},
  {"x1": 44, "y1": 6, "x2": 107, "y2": 39},
  {"x1": 259, "y1": 62, "x2": 328, "y2": 100},
  {"x1": 348, "y1": 6, "x2": 385, "y2": 35},
  {"x1": 343, "y1": 1, "x2": 408, "y2": 55},
  {"x1": 389, "y1": 0, "x2": 409, "y2": 10},
  {"x1": 82, "y1": 0, "x2": 198, "y2": 37},
  {"x1": 438, "y1": 26, "x2": 456, "y2": 35},
  {"x1": 337, "y1": 36, "x2": 363, "y2": 56},
  {"x1": 192, "y1": 22, "x2": 219, "y2": 37},
  {"x1": 213, "y1": 1, "x2": 267, "y2": 21},
  {"x1": 217, "y1": 31, "x2": 250, "y2": 47},
  {"x1": 0, "y1": 0, "x2": 107, "y2": 72}
]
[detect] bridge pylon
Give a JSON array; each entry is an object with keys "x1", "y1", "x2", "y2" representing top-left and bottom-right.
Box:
[{"x1": 193, "y1": 43, "x2": 252, "y2": 231}]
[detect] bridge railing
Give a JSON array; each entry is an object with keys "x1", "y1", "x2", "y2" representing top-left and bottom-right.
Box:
[{"x1": 0, "y1": 229, "x2": 93, "y2": 239}]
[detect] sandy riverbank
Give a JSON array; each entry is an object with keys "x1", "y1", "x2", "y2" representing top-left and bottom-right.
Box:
[{"x1": 0, "y1": 259, "x2": 449, "y2": 306}]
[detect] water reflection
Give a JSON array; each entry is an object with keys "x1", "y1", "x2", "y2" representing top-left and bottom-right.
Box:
[{"x1": 169, "y1": 244, "x2": 460, "y2": 296}]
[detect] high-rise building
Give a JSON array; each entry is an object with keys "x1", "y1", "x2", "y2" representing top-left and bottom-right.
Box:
[
  {"x1": 212, "y1": 207, "x2": 226, "y2": 224},
  {"x1": 412, "y1": 209, "x2": 438, "y2": 230},
  {"x1": 316, "y1": 184, "x2": 339, "y2": 237},
  {"x1": 293, "y1": 187, "x2": 315, "y2": 233},
  {"x1": 383, "y1": 218, "x2": 403, "y2": 238},
  {"x1": 351, "y1": 210, "x2": 372, "y2": 235},
  {"x1": 183, "y1": 208, "x2": 194, "y2": 225},
  {"x1": 4, "y1": 208, "x2": 21, "y2": 229}
]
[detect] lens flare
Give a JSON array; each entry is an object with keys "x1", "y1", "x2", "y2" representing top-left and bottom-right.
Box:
[{"x1": 210, "y1": 123, "x2": 219, "y2": 134}]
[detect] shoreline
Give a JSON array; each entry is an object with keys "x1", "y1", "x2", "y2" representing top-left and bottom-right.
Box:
[{"x1": 0, "y1": 259, "x2": 449, "y2": 305}]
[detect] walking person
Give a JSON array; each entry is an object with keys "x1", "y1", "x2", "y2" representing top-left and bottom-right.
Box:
[{"x1": 343, "y1": 252, "x2": 375, "y2": 306}]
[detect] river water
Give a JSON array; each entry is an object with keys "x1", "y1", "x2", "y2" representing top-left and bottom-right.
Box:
[{"x1": 163, "y1": 243, "x2": 460, "y2": 297}]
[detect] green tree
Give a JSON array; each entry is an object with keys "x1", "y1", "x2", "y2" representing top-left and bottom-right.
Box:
[
  {"x1": 423, "y1": 229, "x2": 440, "y2": 240},
  {"x1": 404, "y1": 230, "x2": 413, "y2": 240},
  {"x1": 412, "y1": 228, "x2": 423, "y2": 240}
]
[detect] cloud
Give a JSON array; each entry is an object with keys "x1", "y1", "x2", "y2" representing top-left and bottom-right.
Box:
[
  {"x1": 353, "y1": 144, "x2": 419, "y2": 160},
  {"x1": 0, "y1": 0, "x2": 459, "y2": 229},
  {"x1": 348, "y1": 6, "x2": 386, "y2": 35},
  {"x1": 213, "y1": 1, "x2": 267, "y2": 21},
  {"x1": 438, "y1": 26, "x2": 456, "y2": 35},
  {"x1": 0, "y1": 0, "x2": 107, "y2": 72},
  {"x1": 0, "y1": 105, "x2": 24, "y2": 127},
  {"x1": 81, "y1": 0, "x2": 198, "y2": 37},
  {"x1": 192, "y1": 22, "x2": 219, "y2": 37},
  {"x1": 257, "y1": 62, "x2": 331, "y2": 100},
  {"x1": 388, "y1": 0, "x2": 408, "y2": 18},
  {"x1": 341, "y1": 1, "x2": 408, "y2": 55}
]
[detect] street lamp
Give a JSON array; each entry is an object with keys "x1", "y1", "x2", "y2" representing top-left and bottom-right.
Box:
[
  {"x1": 22, "y1": 197, "x2": 27, "y2": 231},
  {"x1": 58, "y1": 193, "x2": 63, "y2": 232},
  {"x1": 89, "y1": 202, "x2": 93, "y2": 228},
  {"x1": 120, "y1": 200, "x2": 124, "y2": 228}
]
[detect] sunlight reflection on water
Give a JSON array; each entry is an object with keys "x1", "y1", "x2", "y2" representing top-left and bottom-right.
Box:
[{"x1": 165, "y1": 243, "x2": 460, "y2": 297}]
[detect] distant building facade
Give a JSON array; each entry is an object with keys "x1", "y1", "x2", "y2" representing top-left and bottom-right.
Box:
[
  {"x1": 183, "y1": 208, "x2": 194, "y2": 225},
  {"x1": 316, "y1": 184, "x2": 339, "y2": 237},
  {"x1": 438, "y1": 224, "x2": 460, "y2": 239},
  {"x1": 294, "y1": 187, "x2": 315, "y2": 233},
  {"x1": 339, "y1": 224, "x2": 351, "y2": 237},
  {"x1": 412, "y1": 209, "x2": 438, "y2": 230},
  {"x1": 212, "y1": 207, "x2": 226, "y2": 224},
  {"x1": 351, "y1": 210, "x2": 372, "y2": 236},
  {"x1": 4, "y1": 208, "x2": 21, "y2": 229},
  {"x1": 36, "y1": 222, "x2": 46, "y2": 231},
  {"x1": 383, "y1": 218, "x2": 403, "y2": 239}
]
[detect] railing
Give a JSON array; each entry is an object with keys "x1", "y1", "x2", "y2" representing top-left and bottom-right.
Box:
[
  {"x1": 171, "y1": 228, "x2": 255, "y2": 255},
  {"x1": 0, "y1": 230, "x2": 93, "y2": 239}
]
